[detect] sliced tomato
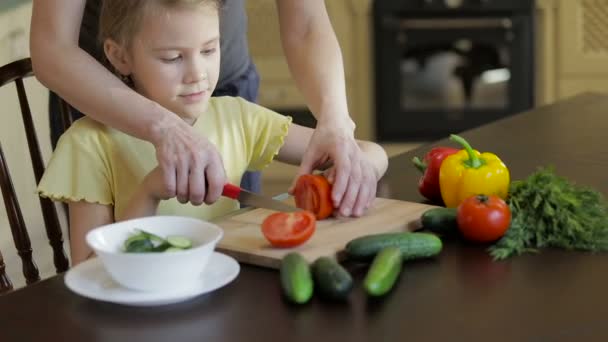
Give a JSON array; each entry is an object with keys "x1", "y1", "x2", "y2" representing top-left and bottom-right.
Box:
[
  {"x1": 294, "y1": 174, "x2": 334, "y2": 219},
  {"x1": 261, "y1": 211, "x2": 316, "y2": 248}
]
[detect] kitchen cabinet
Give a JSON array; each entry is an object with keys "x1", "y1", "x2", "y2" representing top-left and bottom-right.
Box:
[
  {"x1": 535, "y1": 0, "x2": 608, "y2": 105},
  {"x1": 248, "y1": 0, "x2": 608, "y2": 137},
  {"x1": 245, "y1": 0, "x2": 374, "y2": 140}
]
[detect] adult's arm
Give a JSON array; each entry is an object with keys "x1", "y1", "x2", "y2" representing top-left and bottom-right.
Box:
[
  {"x1": 30, "y1": 0, "x2": 226, "y2": 205},
  {"x1": 276, "y1": 0, "x2": 369, "y2": 217}
]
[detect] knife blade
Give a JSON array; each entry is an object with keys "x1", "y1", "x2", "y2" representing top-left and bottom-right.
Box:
[{"x1": 222, "y1": 183, "x2": 299, "y2": 212}]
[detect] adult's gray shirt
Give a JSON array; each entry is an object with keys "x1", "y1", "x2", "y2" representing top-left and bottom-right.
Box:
[{"x1": 79, "y1": 0, "x2": 250, "y2": 88}]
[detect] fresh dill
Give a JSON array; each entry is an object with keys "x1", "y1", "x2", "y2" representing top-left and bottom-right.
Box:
[{"x1": 489, "y1": 167, "x2": 608, "y2": 260}]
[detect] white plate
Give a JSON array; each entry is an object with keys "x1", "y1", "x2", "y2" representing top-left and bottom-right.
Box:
[{"x1": 65, "y1": 252, "x2": 240, "y2": 306}]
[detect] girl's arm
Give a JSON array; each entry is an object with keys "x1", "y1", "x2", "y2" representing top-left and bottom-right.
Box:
[
  {"x1": 30, "y1": 0, "x2": 226, "y2": 206},
  {"x1": 68, "y1": 168, "x2": 170, "y2": 265},
  {"x1": 278, "y1": 124, "x2": 388, "y2": 217},
  {"x1": 119, "y1": 168, "x2": 169, "y2": 221},
  {"x1": 68, "y1": 201, "x2": 114, "y2": 266}
]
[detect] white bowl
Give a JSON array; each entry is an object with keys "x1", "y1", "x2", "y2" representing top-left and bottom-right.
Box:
[{"x1": 86, "y1": 216, "x2": 223, "y2": 292}]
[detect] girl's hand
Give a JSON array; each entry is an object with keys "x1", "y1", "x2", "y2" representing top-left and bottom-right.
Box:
[
  {"x1": 151, "y1": 117, "x2": 226, "y2": 206},
  {"x1": 322, "y1": 155, "x2": 378, "y2": 217},
  {"x1": 141, "y1": 167, "x2": 176, "y2": 201},
  {"x1": 291, "y1": 122, "x2": 377, "y2": 217}
]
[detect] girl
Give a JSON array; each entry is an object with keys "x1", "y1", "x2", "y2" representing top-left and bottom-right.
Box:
[{"x1": 37, "y1": 0, "x2": 388, "y2": 265}]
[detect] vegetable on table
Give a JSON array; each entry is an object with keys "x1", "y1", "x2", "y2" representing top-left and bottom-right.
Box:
[
  {"x1": 490, "y1": 167, "x2": 608, "y2": 260},
  {"x1": 345, "y1": 232, "x2": 443, "y2": 262},
  {"x1": 439, "y1": 134, "x2": 510, "y2": 208},
  {"x1": 294, "y1": 174, "x2": 334, "y2": 219},
  {"x1": 457, "y1": 194, "x2": 511, "y2": 243},
  {"x1": 280, "y1": 252, "x2": 314, "y2": 304},
  {"x1": 261, "y1": 211, "x2": 316, "y2": 248},
  {"x1": 311, "y1": 256, "x2": 353, "y2": 300},
  {"x1": 412, "y1": 147, "x2": 459, "y2": 204},
  {"x1": 420, "y1": 207, "x2": 459, "y2": 236},
  {"x1": 363, "y1": 246, "x2": 403, "y2": 297}
]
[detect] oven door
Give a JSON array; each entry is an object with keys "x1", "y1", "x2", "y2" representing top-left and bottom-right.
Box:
[{"x1": 374, "y1": 15, "x2": 533, "y2": 141}]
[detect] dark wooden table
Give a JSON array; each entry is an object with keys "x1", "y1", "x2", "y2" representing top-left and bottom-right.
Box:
[{"x1": 2, "y1": 93, "x2": 608, "y2": 342}]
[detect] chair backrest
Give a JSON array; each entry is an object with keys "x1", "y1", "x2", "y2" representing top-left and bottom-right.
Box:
[{"x1": 0, "y1": 58, "x2": 73, "y2": 294}]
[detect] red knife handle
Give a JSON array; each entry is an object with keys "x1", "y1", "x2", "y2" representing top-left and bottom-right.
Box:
[{"x1": 222, "y1": 183, "x2": 241, "y2": 199}]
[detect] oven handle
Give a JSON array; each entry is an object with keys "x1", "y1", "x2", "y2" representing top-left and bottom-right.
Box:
[{"x1": 382, "y1": 17, "x2": 513, "y2": 30}]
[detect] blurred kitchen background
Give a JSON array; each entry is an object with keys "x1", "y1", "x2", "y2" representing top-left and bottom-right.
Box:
[{"x1": 1, "y1": 0, "x2": 608, "y2": 289}]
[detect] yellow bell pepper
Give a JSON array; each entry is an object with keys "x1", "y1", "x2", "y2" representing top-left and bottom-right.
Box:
[{"x1": 439, "y1": 134, "x2": 510, "y2": 208}]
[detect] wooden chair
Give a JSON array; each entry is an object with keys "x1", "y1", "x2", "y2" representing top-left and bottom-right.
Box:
[{"x1": 0, "y1": 58, "x2": 73, "y2": 294}]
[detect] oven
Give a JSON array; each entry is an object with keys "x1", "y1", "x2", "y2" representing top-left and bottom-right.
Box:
[{"x1": 374, "y1": 0, "x2": 534, "y2": 141}]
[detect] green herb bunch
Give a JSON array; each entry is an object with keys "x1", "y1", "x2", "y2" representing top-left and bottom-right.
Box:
[{"x1": 489, "y1": 167, "x2": 608, "y2": 260}]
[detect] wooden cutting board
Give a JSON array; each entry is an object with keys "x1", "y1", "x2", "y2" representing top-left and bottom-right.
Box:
[{"x1": 212, "y1": 197, "x2": 437, "y2": 269}]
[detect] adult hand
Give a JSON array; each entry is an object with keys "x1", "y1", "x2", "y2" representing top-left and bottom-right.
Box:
[
  {"x1": 290, "y1": 121, "x2": 377, "y2": 217},
  {"x1": 151, "y1": 116, "x2": 226, "y2": 206}
]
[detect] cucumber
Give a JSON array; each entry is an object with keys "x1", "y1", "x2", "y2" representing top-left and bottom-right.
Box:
[
  {"x1": 136, "y1": 229, "x2": 165, "y2": 243},
  {"x1": 124, "y1": 238, "x2": 154, "y2": 253},
  {"x1": 167, "y1": 236, "x2": 193, "y2": 249},
  {"x1": 123, "y1": 233, "x2": 148, "y2": 249},
  {"x1": 421, "y1": 207, "x2": 458, "y2": 235},
  {"x1": 311, "y1": 257, "x2": 353, "y2": 300},
  {"x1": 123, "y1": 230, "x2": 193, "y2": 253},
  {"x1": 364, "y1": 246, "x2": 403, "y2": 296},
  {"x1": 151, "y1": 242, "x2": 171, "y2": 252},
  {"x1": 345, "y1": 232, "x2": 442, "y2": 261},
  {"x1": 165, "y1": 247, "x2": 185, "y2": 252},
  {"x1": 280, "y1": 253, "x2": 313, "y2": 304}
]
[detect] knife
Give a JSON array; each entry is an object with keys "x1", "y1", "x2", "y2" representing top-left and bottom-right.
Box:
[{"x1": 222, "y1": 183, "x2": 299, "y2": 212}]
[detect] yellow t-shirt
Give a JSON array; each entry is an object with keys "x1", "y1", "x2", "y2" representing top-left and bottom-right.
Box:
[{"x1": 37, "y1": 97, "x2": 292, "y2": 221}]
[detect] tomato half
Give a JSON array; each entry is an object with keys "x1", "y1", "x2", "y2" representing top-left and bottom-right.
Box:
[
  {"x1": 261, "y1": 211, "x2": 316, "y2": 248},
  {"x1": 457, "y1": 194, "x2": 511, "y2": 243},
  {"x1": 294, "y1": 174, "x2": 334, "y2": 219}
]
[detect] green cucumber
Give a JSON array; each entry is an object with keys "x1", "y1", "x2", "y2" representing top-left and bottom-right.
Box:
[
  {"x1": 136, "y1": 229, "x2": 165, "y2": 243},
  {"x1": 167, "y1": 236, "x2": 193, "y2": 249},
  {"x1": 345, "y1": 232, "x2": 442, "y2": 261},
  {"x1": 123, "y1": 230, "x2": 193, "y2": 253},
  {"x1": 311, "y1": 257, "x2": 353, "y2": 300},
  {"x1": 124, "y1": 238, "x2": 154, "y2": 253},
  {"x1": 280, "y1": 253, "x2": 313, "y2": 304},
  {"x1": 123, "y1": 233, "x2": 148, "y2": 249},
  {"x1": 151, "y1": 242, "x2": 171, "y2": 252},
  {"x1": 421, "y1": 207, "x2": 458, "y2": 235},
  {"x1": 165, "y1": 247, "x2": 185, "y2": 252},
  {"x1": 364, "y1": 246, "x2": 403, "y2": 296}
]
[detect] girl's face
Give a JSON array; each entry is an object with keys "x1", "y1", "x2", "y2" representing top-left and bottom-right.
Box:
[{"x1": 110, "y1": 5, "x2": 220, "y2": 124}]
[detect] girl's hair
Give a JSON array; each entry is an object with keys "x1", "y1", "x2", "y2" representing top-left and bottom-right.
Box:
[
  {"x1": 98, "y1": 0, "x2": 222, "y2": 79},
  {"x1": 99, "y1": 0, "x2": 222, "y2": 47}
]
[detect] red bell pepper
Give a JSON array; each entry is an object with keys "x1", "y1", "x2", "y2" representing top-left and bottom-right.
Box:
[{"x1": 412, "y1": 147, "x2": 459, "y2": 203}]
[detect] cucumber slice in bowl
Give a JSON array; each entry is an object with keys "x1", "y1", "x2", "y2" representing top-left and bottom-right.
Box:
[
  {"x1": 136, "y1": 229, "x2": 165, "y2": 243},
  {"x1": 165, "y1": 247, "x2": 186, "y2": 252},
  {"x1": 167, "y1": 236, "x2": 193, "y2": 249},
  {"x1": 124, "y1": 238, "x2": 155, "y2": 253},
  {"x1": 122, "y1": 230, "x2": 193, "y2": 253}
]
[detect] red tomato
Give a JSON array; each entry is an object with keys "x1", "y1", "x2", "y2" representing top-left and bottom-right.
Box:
[
  {"x1": 261, "y1": 211, "x2": 316, "y2": 248},
  {"x1": 294, "y1": 174, "x2": 334, "y2": 220},
  {"x1": 457, "y1": 194, "x2": 511, "y2": 243}
]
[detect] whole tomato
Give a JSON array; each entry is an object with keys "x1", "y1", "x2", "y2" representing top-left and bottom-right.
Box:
[{"x1": 457, "y1": 194, "x2": 511, "y2": 243}]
